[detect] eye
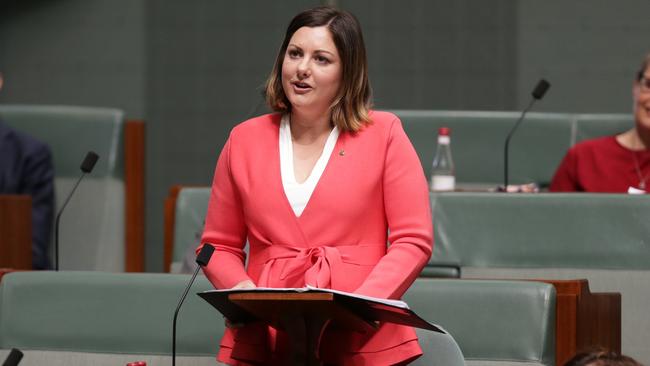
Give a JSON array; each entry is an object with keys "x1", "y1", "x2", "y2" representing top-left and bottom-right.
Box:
[
  {"x1": 287, "y1": 49, "x2": 301, "y2": 59},
  {"x1": 315, "y1": 55, "x2": 331, "y2": 64}
]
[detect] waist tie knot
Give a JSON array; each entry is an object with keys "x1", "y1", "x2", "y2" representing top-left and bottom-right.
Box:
[{"x1": 252, "y1": 244, "x2": 384, "y2": 289}]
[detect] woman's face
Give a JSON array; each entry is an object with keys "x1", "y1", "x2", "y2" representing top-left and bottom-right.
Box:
[
  {"x1": 281, "y1": 26, "x2": 342, "y2": 114},
  {"x1": 634, "y1": 66, "x2": 650, "y2": 131}
]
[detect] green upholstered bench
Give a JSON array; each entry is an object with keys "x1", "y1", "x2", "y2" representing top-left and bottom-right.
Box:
[
  {"x1": 393, "y1": 110, "x2": 632, "y2": 188},
  {"x1": 0, "y1": 271, "x2": 221, "y2": 365},
  {"x1": 405, "y1": 278, "x2": 556, "y2": 366},
  {"x1": 393, "y1": 110, "x2": 575, "y2": 187},
  {"x1": 0, "y1": 271, "x2": 467, "y2": 366},
  {"x1": 427, "y1": 192, "x2": 646, "y2": 365},
  {"x1": 0, "y1": 105, "x2": 145, "y2": 271}
]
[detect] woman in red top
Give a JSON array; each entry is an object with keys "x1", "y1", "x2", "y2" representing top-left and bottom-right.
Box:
[
  {"x1": 198, "y1": 6, "x2": 432, "y2": 365},
  {"x1": 551, "y1": 54, "x2": 650, "y2": 193}
]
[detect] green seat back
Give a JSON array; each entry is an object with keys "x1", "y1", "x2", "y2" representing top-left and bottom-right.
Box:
[
  {"x1": 393, "y1": 110, "x2": 574, "y2": 186},
  {"x1": 0, "y1": 271, "x2": 222, "y2": 356},
  {"x1": 429, "y1": 193, "x2": 650, "y2": 270},
  {"x1": 405, "y1": 278, "x2": 555, "y2": 366},
  {"x1": 0, "y1": 105, "x2": 125, "y2": 178},
  {"x1": 0, "y1": 105, "x2": 128, "y2": 271},
  {"x1": 171, "y1": 188, "x2": 211, "y2": 272},
  {"x1": 573, "y1": 114, "x2": 632, "y2": 144}
]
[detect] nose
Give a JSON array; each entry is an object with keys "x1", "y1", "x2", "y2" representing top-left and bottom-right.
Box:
[{"x1": 297, "y1": 58, "x2": 311, "y2": 79}]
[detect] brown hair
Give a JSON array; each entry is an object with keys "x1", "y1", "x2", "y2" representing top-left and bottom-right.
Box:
[
  {"x1": 563, "y1": 349, "x2": 644, "y2": 366},
  {"x1": 636, "y1": 53, "x2": 650, "y2": 81},
  {"x1": 265, "y1": 6, "x2": 372, "y2": 132}
]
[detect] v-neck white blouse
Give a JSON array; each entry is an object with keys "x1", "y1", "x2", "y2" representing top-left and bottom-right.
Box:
[{"x1": 279, "y1": 114, "x2": 339, "y2": 217}]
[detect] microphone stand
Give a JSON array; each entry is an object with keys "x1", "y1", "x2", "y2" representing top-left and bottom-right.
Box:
[
  {"x1": 54, "y1": 173, "x2": 87, "y2": 271},
  {"x1": 503, "y1": 98, "x2": 536, "y2": 190},
  {"x1": 172, "y1": 264, "x2": 202, "y2": 366},
  {"x1": 54, "y1": 151, "x2": 98, "y2": 271},
  {"x1": 172, "y1": 245, "x2": 214, "y2": 366}
]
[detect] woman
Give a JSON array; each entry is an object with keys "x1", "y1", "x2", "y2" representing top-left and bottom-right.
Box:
[
  {"x1": 551, "y1": 54, "x2": 650, "y2": 193},
  {"x1": 198, "y1": 6, "x2": 432, "y2": 366}
]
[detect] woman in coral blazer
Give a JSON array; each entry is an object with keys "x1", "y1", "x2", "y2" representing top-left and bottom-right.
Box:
[{"x1": 199, "y1": 6, "x2": 432, "y2": 365}]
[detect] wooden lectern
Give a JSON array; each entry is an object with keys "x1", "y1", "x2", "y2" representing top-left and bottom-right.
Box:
[
  {"x1": 0, "y1": 195, "x2": 32, "y2": 270},
  {"x1": 199, "y1": 288, "x2": 442, "y2": 365}
]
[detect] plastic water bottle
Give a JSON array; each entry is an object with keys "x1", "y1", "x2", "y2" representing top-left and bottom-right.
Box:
[{"x1": 430, "y1": 127, "x2": 455, "y2": 191}]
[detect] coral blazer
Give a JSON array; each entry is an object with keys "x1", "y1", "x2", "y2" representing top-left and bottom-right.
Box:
[{"x1": 200, "y1": 111, "x2": 433, "y2": 365}]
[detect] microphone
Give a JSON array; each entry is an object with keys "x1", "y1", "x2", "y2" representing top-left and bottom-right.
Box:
[
  {"x1": 172, "y1": 244, "x2": 215, "y2": 366},
  {"x1": 503, "y1": 79, "x2": 550, "y2": 190},
  {"x1": 2, "y1": 348, "x2": 23, "y2": 366},
  {"x1": 54, "y1": 151, "x2": 99, "y2": 271}
]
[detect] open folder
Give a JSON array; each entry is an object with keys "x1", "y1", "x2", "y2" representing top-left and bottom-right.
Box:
[{"x1": 198, "y1": 286, "x2": 444, "y2": 333}]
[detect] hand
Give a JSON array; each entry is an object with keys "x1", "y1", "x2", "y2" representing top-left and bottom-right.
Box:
[
  {"x1": 502, "y1": 183, "x2": 539, "y2": 193},
  {"x1": 232, "y1": 279, "x2": 256, "y2": 289},
  {"x1": 224, "y1": 280, "x2": 256, "y2": 329}
]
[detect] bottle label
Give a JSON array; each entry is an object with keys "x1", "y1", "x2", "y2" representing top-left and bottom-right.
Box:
[{"x1": 430, "y1": 175, "x2": 455, "y2": 191}]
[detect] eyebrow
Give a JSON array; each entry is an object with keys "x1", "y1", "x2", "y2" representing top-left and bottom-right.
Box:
[{"x1": 287, "y1": 44, "x2": 336, "y2": 57}]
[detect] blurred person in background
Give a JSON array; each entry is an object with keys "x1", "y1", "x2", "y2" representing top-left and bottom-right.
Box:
[
  {"x1": 564, "y1": 349, "x2": 644, "y2": 366},
  {"x1": 0, "y1": 72, "x2": 55, "y2": 269},
  {"x1": 551, "y1": 54, "x2": 650, "y2": 194}
]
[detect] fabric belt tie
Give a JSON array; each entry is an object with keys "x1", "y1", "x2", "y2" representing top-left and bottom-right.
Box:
[{"x1": 252, "y1": 244, "x2": 385, "y2": 289}]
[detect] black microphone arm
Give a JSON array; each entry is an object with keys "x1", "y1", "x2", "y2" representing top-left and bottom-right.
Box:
[
  {"x1": 172, "y1": 244, "x2": 215, "y2": 366},
  {"x1": 54, "y1": 151, "x2": 99, "y2": 271},
  {"x1": 503, "y1": 79, "x2": 550, "y2": 190},
  {"x1": 2, "y1": 348, "x2": 24, "y2": 366}
]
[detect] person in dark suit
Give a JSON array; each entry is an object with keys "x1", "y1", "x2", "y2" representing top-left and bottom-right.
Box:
[{"x1": 0, "y1": 72, "x2": 55, "y2": 269}]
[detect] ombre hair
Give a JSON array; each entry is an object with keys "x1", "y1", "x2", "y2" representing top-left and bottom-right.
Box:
[
  {"x1": 265, "y1": 6, "x2": 372, "y2": 132},
  {"x1": 635, "y1": 53, "x2": 650, "y2": 81}
]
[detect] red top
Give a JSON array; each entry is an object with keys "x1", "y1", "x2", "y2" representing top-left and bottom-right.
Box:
[{"x1": 550, "y1": 136, "x2": 650, "y2": 193}]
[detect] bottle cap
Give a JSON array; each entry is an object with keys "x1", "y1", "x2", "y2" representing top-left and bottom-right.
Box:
[
  {"x1": 438, "y1": 127, "x2": 450, "y2": 136},
  {"x1": 126, "y1": 362, "x2": 146, "y2": 366}
]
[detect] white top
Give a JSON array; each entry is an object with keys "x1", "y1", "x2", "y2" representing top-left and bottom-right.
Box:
[{"x1": 279, "y1": 114, "x2": 339, "y2": 217}]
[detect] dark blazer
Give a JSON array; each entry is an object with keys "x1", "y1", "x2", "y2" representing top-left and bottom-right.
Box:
[{"x1": 0, "y1": 119, "x2": 55, "y2": 269}]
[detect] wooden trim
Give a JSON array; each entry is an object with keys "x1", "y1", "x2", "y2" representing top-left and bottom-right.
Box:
[
  {"x1": 124, "y1": 120, "x2": 146, "y2": 272},
  {"x1": 0, "y1": 195, "x2": 32, "y2": 270},
  {"x1": 163, "y1": 185, "x2": 183, "y2": 273},
  {"x1": 539, "y1": 279, "x2": 621, "y2": 365}
]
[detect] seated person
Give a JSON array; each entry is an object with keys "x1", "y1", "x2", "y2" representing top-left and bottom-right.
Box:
[
  {"x1": 563, "y1": 349, "x2": 644, "y2": 366},
  {"x1": 0, "y1": 72, "x2": 55, "y2": 269},
  {"x1": 551, "y1": 53, "x2": 650, "y2": 193}
]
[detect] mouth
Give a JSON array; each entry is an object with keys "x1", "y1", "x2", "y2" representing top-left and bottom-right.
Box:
[{"x1": 292, "y1": 80, "x2": 312, "y2": 90}]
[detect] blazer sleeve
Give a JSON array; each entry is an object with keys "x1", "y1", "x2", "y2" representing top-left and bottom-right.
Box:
[
  {"x1": 354, "y1": 118, "x2": 433, "y2": 299},
  {"x1": 24, "y1": 143, "x2": 55, "y2": 269},
  {"x1": 199, "y1": 136, "x2": 253, "y2": 289}
]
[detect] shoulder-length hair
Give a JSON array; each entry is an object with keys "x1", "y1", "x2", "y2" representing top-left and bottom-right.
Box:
[
  {"x1": 265, "y1": 6, "x2": 372, "y2": 132},
  {"x1": 636, "y1": 53, "x2": 650, "y2": 81}
]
